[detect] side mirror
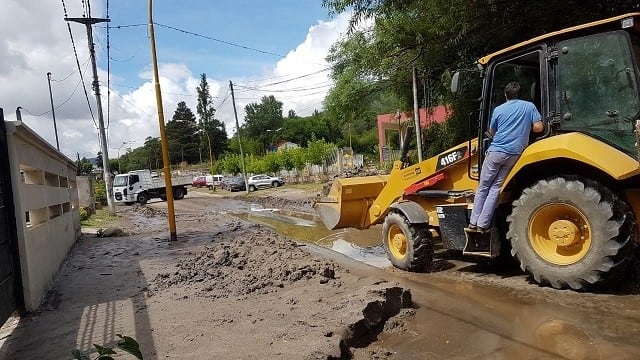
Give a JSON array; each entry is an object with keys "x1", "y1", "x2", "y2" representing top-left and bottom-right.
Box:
[{"x1": 451, "y1": 71, "x2": 461, "y2": 93}]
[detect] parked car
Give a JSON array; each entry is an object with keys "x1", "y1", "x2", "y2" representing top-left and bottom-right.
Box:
[
  {"x1": 205, "y1": 174, "x2": 224, "y2": 189},
  {"x1": 192, "y1": 175, "x2": 207, "y2": 188},
  {"x1": 224, "y1": 177, "x2": 246, "y2": 192},
  {"x1": 247, "y1": 174, "x2": 284, "y2": 192}
]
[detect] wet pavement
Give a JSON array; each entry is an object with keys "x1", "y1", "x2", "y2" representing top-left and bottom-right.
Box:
[{"x1": 147, "y1": 192, "x2": 640, "y2": 359}]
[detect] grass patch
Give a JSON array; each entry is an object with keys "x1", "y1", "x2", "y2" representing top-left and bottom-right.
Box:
[
  {"x1": 81, "y1": 209, "x2": 120, "y2": 228},
  {"x1": 286, "y1": 182, "x2": 325, "y2": 192}
]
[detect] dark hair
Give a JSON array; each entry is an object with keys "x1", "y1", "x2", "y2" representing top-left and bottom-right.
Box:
[{"x1": 504, "y1": 82, "x2": 521, "y2": 100}]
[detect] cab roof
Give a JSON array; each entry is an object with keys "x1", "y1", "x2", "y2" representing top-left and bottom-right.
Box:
[{"x1": 478, "y1": 12, "x2": 640, "y2": 65}]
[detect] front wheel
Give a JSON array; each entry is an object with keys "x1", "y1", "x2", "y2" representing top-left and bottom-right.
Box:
[
  {"x1": 248, "y1": 184, "x2": 256, "y2": 192},
  {"x1": 508, "y1": 176, "x2": 636, "y2": 290},
  {"x1": 272, "y1": 181, "x2": 281, "y2": 187},
  {"x1": 382, "y1": 212, "x2": 433, "y2": 272}
]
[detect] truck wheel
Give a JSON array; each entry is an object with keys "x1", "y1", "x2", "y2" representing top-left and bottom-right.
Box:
[
  {"x1": 382, "y1": 211, "x2": 433, "y2": 272},
  {"x1": 272, "y1": 181, "x2": 281, "y2": 187},
  {"x1": 249, "y1": 185, "x2": 256, "y2": 192},
  {"x1": 173, "y1": 187, "x2": 185, "y2": 200},
  {"x1": 508, "y1": 176, "x2": 636, "y2": 290},
  {"x1": 137, "y1": 192, "x2": 149, "y2": 205}
]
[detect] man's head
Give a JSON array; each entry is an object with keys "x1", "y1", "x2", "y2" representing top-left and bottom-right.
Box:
[{"x1": 504, "y1": 82, "x2": 521, "y2": 100}]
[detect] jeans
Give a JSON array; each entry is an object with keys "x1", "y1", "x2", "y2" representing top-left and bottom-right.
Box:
[{"x1": 469, "y1": 151, "x2": 519, "y2": 229}]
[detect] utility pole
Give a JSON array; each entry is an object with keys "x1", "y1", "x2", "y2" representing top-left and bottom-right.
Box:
[
  {"x1": 148, "y1": 0, "x2": 178, "y2": 241},
  {"x1": 65, "y1": 15, "x2": 116, "y2": 215},
  {"x1": 412, "y1": 67, "x2": 423, "y2": 162},
  {"x1": 46, "y1": 72, "x2": 60, "y2": 151},
  {"x1": 229, "y1": 81, "x2": 249, "y2": 194}
]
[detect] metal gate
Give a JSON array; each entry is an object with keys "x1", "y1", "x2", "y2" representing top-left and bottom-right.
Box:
[{"x1": 0, "y1": 108, "x2": 23, "y2": 324}]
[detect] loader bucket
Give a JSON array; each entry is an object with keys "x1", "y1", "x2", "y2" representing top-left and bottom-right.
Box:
[{"x1": 314, "y1": 175, "x2": 388, "y2": 230}]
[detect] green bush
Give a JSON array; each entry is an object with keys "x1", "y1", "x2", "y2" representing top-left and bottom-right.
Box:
[
  {"x1": 79, "y1": 208, "x2": 89, "y2": 221},
  {"x1": 94, "y1": 179, "x2": 107, "y2": 206}
]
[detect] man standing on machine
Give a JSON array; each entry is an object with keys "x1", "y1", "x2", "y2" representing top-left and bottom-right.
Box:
[{"x1": 466, "y1": 81, "x2": 544, "y2": 232}]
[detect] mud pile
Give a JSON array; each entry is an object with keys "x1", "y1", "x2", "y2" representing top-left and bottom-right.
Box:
[{"x1": 152, "y1": 224, "x2": 339, "y2": 299}]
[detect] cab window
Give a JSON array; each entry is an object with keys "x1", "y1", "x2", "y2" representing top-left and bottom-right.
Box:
[{"x1": 556, "y1": 30, "x2": 640, "y2": 155}]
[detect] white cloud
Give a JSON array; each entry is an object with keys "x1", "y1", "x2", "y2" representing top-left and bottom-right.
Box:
[{"x1": 0, "y1": 0, "x2": 351, "y2": 162}]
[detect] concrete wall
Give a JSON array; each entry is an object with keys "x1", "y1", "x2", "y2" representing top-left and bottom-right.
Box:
[
  {"x1": 76, "y1": 176, "x2": 95, "y2": 214},
  {"x1": 4, "y1": 121, "x2": 80, "y2": 311}
]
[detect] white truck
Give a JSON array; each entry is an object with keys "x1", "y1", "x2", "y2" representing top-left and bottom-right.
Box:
[{"x1": 113, "y1": 169, "x2": 192, "y2": 205}]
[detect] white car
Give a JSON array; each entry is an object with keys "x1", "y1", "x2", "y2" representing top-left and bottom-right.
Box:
[
  {"x1": 247, "y1": 174, "x2": 284, "y2": 192},
  {"x1": 206, "y1": 174, "x2": 224, "y2": 189}
]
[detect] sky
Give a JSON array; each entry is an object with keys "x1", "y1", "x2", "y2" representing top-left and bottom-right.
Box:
[{"x1": 0, "y1": 0, "x2": 351, "y2": 161}]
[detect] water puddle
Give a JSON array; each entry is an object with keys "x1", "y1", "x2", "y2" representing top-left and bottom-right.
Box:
[{"x1": 241, "y1": 203, "x2": 391, "y2": 268}]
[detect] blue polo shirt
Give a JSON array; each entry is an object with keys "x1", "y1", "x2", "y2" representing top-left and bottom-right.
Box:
[{"x1": 488, "y1": 99, "x2": 541, "y2": 154}]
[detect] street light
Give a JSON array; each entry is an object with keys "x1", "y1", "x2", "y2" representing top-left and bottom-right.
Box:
[
  {"x1": 116, "y1": 141, "x2": 133, "y2": 174},
  {"x1": 265, "y1": 127, "x2": 282, "y2": 154},
  {"x1": 196, "y1": 129, "x2": 213, "y2": 173}
]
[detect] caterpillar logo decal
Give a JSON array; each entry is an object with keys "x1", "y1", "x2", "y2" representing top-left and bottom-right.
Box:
[{"x1": 436, "y1": 146, "x2": 468, "y2": 171}]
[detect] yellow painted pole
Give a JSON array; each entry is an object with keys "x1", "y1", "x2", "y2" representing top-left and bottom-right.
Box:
[{"x1": 148, "y1": 0, "x2": 177, "y2": 241}]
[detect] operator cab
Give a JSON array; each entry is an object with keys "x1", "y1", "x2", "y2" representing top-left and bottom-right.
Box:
[{"x1": 475, "y1": 13, "x2": 640, "y2": 161}]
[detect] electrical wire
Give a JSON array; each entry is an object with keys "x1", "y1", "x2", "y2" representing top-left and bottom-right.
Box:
[
  {"x1": 61, "y1": 0, "x2": 97, "y2": 128},
  {"x1": 50, "y1": 57, "x2": 90, "y2": 82},
  {"x1": 106, "y1": 0, "x2": 110, "y2": 129}
]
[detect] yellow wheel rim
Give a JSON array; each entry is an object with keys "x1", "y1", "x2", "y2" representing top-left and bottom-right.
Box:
[
  {"x1": 387, "y1": 224, "x2": 407, "y2": 259},
  {"x1": 528, "y1": 203, "x2": 591, "y2": 265}
]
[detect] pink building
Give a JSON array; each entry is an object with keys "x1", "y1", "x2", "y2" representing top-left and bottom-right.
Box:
[{"x1": 377, "y1": 106, "x2": 450, "y2": 162}]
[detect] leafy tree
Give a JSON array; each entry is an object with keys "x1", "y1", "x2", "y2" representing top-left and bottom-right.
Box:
[
  {"x1": 166, "y1": 102, "x2": 199, "y2": 165},
  {"x1": 290, "y1": 147, "x2": 308, "y2": 174},
  {"x1": 280, "y1": 149, "x2": 296, "y2": 172},
  {"x1": 75, "y1": 154, "x2": 94, "y2": 175},
  {"x1": 221, "y1": 154, "x2": 243, "y2": 175},
  {"x1": 307, "y1": 139, "x2": 334, "y2": 173},
  {"x1": 197, "y1": 74, "x2": 228, "y2": 161},
  {"x1": 95, "y1": 151, "x2": 103, "y2": 169},
  {"x1": 243, "y1": 95, "x2": 284, "y2": 155},
  {"x1": 228, "y1": 131, "x2": 262, "y2": 156},
  {"x1": 245, "y1": 154, "x2": 267, "y2": 175},
  {"x1": 263, "y1": 152, "x2": 282, "y2": 174},
  {"x1": 322, "y1": 0, "x2": 640, "y2": 161}
]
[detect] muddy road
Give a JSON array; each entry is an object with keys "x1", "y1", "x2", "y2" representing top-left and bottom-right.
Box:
[
  {"x1": 1, "y1": 188, "x2": 640, "y2": 359},
  {"x1": 168, "y1": 190, "x2": 640, "y2": 359}
]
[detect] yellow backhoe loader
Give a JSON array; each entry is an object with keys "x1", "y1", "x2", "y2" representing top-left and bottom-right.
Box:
[{"x1": 315, "y1": 13, "x2": 640, "y2": 290}]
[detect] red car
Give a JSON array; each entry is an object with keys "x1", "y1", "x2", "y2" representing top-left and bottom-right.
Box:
[{"x1": 192, "y1": 176, "x2": 207, "y2": 188}]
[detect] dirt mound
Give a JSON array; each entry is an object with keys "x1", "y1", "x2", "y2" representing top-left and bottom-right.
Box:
[
  {"x1": 152, "y1": 225, "x2": 339, "y2": 299},
  {"x1": 132, "y1": 204, "x2": 166, "y2": 217},
  {"x1": 248, "y1": 194, "x2": 316, "y2": 213}
]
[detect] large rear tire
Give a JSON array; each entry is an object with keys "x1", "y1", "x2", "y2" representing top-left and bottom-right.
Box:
[
  {"x1": 137, "y1": 192, "x2": 149, "y2": 205},
  {"x1": 508, "y1": 176, "x2": 636, "y2": 290},
  {"x1": 382, "y1": 211, "x2": 433, "y2": 272},
  {"x1": 173, "y1": 187, "x2": 185, "y2": 200}
]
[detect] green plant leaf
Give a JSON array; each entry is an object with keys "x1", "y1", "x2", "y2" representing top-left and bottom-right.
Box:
[
  {"x1": 71, "y1": 349, "x2": 91, "y2": 360},
  {"x1": 94, "y1": 344, "x2": 117, "y2": 355},
  {"x1": 116, "y1": 334, "x2": 143, "y2": 359}
]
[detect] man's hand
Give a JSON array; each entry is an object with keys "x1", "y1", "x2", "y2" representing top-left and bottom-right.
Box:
[{"x1": 532, "y1": 120, "x2": 544, "y2": 133}]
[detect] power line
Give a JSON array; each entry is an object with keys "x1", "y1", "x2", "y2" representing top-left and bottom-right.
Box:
[
  {"x1": 257, "y1": 68, "x2": 331, "y2": 87},
  {"x1": 50, "y1": 57, "x2": 90, "y2": 82},
  {"x1": 106, "y1": 0, "x2": 110, "y2": 129},
  {"x1": 234, "y1": 82, "x2": 332, "y2": 93},
  {"x1": 154, "y1": 22, "x2": 325, "y2": 66},
  {"x1": 61, "y1": 0, "x2": 96, "y2": 128}
]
